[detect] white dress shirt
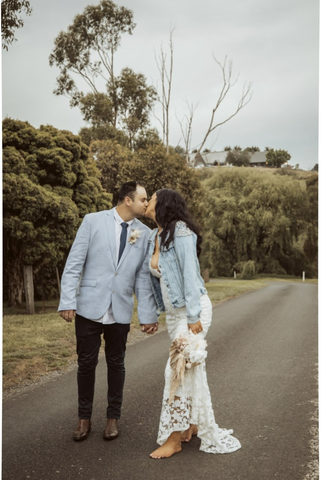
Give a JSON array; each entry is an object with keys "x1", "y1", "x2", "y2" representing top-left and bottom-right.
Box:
[{"x1": 92, "y1": 208, "x2": 134, "y2": 325}]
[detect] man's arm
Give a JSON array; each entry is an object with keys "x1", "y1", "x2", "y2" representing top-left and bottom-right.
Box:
[
  {"x1": 58, "y1": 215, "x2": 91, "y2": 320},
  {"x1": 134, "y1": 246, "x2": 158, "y2": 334}
]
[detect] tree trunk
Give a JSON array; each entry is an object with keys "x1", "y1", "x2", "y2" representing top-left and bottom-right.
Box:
[
  {"x1": 56, "y1": 266, "x2": 61, "y2": 296},
  {"x1": 23, "y1": 265, "x2": 35, "y2": 315},
  {"x1": 6, "y1": 260, "x2": 24, "y2": 307}
]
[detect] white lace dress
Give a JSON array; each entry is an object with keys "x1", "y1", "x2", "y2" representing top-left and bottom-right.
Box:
[{"x1": 150, "y1": 265, "x2": 241, "y2": 454}]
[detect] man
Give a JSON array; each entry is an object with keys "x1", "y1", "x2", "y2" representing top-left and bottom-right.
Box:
[{"x1": 59, "y1": 181, "x2": 158, "y2": 442}]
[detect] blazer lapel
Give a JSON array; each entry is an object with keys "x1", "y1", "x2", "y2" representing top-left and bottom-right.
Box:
[{"x1": 105, "y1": 210, "x2": 117, "y2": 269}]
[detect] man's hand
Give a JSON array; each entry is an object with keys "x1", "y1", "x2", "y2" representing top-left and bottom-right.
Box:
[
  {"x1": 188, "y1": 319, "x2": 203, "y2": 335},
  {"x1": 59, "y1": 310, "x2": 76, "y2": 323},
  {"x1": 141, "y1": 322, "x2": 159, "y2": 334}
]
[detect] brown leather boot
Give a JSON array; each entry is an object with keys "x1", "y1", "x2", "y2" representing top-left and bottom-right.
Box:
[
  {"x1": 103, "y1": 419, "x2": 119, "y2": 440},
  {"x1": 73, "y1": 419, "x2": 91, "y2": 441}
]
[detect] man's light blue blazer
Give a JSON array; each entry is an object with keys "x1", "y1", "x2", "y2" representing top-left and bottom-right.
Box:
[{"x1": 58, "y1": 209, "x2": 157, "y2": 324}]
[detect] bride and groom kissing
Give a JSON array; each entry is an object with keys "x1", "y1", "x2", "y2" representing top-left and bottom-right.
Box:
[{"x1": 58, "y1": 181, "x2": 241, "y2": 459}]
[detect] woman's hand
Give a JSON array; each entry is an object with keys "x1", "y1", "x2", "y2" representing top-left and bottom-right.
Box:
[{"x1": 188, "y1": 320, "x2": 203, "y2": 335}]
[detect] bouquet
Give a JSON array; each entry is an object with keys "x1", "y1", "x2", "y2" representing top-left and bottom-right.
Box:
[{"x1": 168, "y1": 331, "x2": 207, "y2": 403}]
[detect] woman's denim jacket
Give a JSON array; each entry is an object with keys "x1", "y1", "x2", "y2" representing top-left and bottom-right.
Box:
[{"x1": 148, "y1": 221, "x2": 207, "y2": 324}]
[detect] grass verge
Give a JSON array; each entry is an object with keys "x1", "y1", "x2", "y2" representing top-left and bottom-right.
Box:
[{"x1": 3, "y1": 277, "x2": 316, "y2": 390}]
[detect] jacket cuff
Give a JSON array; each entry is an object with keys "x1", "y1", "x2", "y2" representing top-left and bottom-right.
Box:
[
  {"x1": 187, "y1": 314, "x2": 199, "y2": 324},
  {"x1": 58, "y1": 305, "x2": 76, "y2": 312}
]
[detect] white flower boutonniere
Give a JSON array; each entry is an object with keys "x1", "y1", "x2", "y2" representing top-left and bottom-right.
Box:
[{"x1": 128, "y1": 228, "x2": 143, "y2": 245}]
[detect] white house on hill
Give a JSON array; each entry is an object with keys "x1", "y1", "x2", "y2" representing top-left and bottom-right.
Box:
[{"x1": 190, "y1": 151, "x2": 268, "y2": 167}]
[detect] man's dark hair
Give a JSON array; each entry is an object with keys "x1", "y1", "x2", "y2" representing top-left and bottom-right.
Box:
[{"x1": 117, "y1": 181, "x2": 145, "y2": 204}]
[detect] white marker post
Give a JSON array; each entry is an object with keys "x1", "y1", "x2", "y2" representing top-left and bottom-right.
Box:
[
  {"x1": 234, "y1": 271, "x2": 237, "y2": 279},
  {"x1": 302, "y1": 271, "x2": 305, "y2": 282}
]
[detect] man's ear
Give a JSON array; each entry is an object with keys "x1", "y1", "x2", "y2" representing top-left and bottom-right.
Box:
[{"x1": 124, "y1": 196, "x2": 132, "y2": 207}]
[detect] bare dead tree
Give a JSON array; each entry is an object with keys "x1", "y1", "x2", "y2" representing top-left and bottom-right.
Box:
[
  {"x1": 197, "y1": 55, "x2": 252, "y2": 157},
  {"x1": 177, "y1": 100, "x2": 198, "y2": 163},
  {"x1": 155, "y1": 28, "x2": 174, "y2": 154}
]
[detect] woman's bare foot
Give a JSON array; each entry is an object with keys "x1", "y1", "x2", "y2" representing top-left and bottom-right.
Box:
[
  {"x1": 180, "y1": 424, "x2": 198, "y2": 442},
  {"x1": 149, "y1": 432, "x2": 182, "y2": 459}
]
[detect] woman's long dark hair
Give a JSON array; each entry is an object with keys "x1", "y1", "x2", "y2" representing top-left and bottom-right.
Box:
[{"x1": 155, "y1": 189, "x2": 202, "y2": 257}]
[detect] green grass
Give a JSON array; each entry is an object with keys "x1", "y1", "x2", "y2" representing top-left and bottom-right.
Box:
[
  {"x1": 2, "y1": 298, "x2": 166, "y2": 390},
  {"x1": 3, "y1": 277, "x2": 316, "y2": 390},
  {"x1": 3, "y1": 310, "x2": 78, "y2": 389},
  {"x1": 205, "y1": 279, "x2": 268, "y2": 304}
]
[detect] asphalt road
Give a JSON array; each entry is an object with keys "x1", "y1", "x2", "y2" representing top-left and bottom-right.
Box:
[{"x1": 2, "y1": 282, "x2": 318, "y2": 480}]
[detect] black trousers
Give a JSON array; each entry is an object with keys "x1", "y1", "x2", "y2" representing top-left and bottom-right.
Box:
[{"x1": 75, "y1": 314, "x2": 130, "y2": 420}]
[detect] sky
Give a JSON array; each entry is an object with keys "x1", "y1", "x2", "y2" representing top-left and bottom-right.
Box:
[{"x1": 2, "y1": 0, "x2": 319, "y2": 170}]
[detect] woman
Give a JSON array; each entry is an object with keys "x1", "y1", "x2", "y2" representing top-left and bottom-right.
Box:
[{"x1": 144, "y1": 188, "x2": 241, "y2": 459}]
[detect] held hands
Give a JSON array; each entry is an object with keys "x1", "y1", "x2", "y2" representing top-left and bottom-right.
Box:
[
  {"x1": 188, "y1": 319, "x2": 203, "y2": 335},
  {"x1": 59, "y1": 310, "x2": 76, "y2": 323},
  {"x1": 141, "y1": 322, "x2": 159, "y2": 335}
]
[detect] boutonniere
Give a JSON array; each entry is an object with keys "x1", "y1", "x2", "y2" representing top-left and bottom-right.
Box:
[{"x1": 128, "y1": 229, "x2": 143, "y2": 245}]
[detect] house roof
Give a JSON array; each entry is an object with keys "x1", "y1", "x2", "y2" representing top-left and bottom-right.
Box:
[
  {"x1": 202, "y1": 151, "x2": 228, "y2": 165},
  {"x1": 189, "y1": 150, "x2": 268, "y2": 166},
  {"x1": 249, "y1": 151, "x2": 267, "y2": 164}
]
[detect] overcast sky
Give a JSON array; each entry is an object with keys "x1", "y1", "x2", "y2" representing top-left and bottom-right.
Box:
[{"x1": 2, "y1": 0, "x2": 319, "y2": 170}]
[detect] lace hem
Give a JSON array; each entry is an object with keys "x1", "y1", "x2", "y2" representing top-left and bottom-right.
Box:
[
  {"x1": 156, "y1": 360, "x2": 241, "y2": 454},
  {"x1": 156, "y1": 282, "x2": 241, "y2": 455}
]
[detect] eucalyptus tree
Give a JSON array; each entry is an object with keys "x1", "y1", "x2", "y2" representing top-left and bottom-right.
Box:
[
  {"x1": 49, "y1": 0, "x2": 135, "y2": 107},
  {"x1": 49, "y1": 1, "x2": 156, "y2": 146},
  {"x1": 1, "y1": 0, "x2": 32, "y2": 50}
]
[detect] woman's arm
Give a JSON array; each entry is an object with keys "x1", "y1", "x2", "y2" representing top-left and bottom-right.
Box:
[{"x1": 174, "y1": 226, "x2": 203, "y2": 325}]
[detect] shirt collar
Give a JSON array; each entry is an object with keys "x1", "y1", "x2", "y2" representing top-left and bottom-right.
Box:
[{"x1": 113, "y1": 207, "x2": 134, "y2": 226}]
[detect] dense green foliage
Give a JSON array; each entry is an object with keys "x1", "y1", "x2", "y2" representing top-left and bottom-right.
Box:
[
  {"x1": 1, "y1": 0, "x2": 32, "y2": 50},
  {"x1": 266, "y1": 149, "x2": 291, "y2": 168},
  {"x1": 91, "y1": 139, "x2": 203, "y2": 218},
  {"x1": 3, "y1": 118, "x2": 112, "y2": 305},
  {"x1": 200, "y1": 168, "x2": 317, "y2": 278},
  {"x1": 226, "y1": 149, "x2": 250, "y2": 166}
]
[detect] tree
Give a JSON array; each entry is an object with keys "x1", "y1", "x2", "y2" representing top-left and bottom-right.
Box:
[
  {"x1": 94, "y1": 141, "x2": 204, "y2": 219},
  {"x1": 302, "y1": 174, "x2": 318, "y2": 276},
  {"x1": 1, "y1": 0, "x2": 32, "y2": 50},
  {"x1": 177, "y1": 100, "x2": 198, "y2": 163},
  {"x1": 109, "y1": 68, "x2": 157, "y2": 147},
  {"x1": 90, "y1": 139, "x2": 132, "y2": 204},
  {"x1": 155, "y1": 28, "x2": 174, "y2": 154},
  {"x1": 124, "y1": 144, "x2": 204, "y2": 219},
  {"x1": 174, "y1": 145, "x2": 185, "y2": 156},
  {"x1": 196, "y1": 56, "x2": 252, "y2": 156},
  {"x1": 79, "y1": 123, "x2": 128, "y2": 147},
  {"x1": 266, "y1": 149, "x2": 291, "y2": 168},
  {"x1": 226, "y1": 149, "x2": 250, "y2": 166},
  {"x1": 200, "y1": 168, "x2": 308, "y2": 277},
  {"x1": 3, "y1": 118, "x2": 112, "y2": 306},
  {"x1": 244, "y1": 146, "x2": 260, "y2": 153},
  {"x1": 311, "y1": 164, "x2": 318, "y2": 172},
  {"x1": 49, "y1": 0, "x2": 135, "y2": 108},
  {"x1": 49, "y1": 2, "x2": 156, "y2": 147}
]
